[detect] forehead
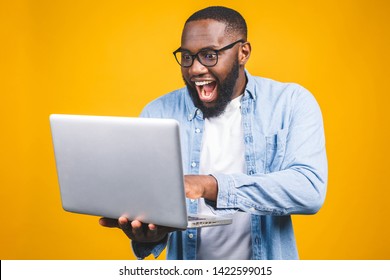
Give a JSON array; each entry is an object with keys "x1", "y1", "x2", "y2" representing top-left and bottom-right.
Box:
[{"x1": 181, "y1": 19, "x2": 229, "y2": 51}]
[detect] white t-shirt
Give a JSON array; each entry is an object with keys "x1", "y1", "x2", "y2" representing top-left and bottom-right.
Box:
[{"x1": 197, "y1": 95, "x2": 252, "y2": 260}]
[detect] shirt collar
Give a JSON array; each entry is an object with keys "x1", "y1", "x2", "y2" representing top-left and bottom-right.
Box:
[{"x1": 244, "y1": 69, "x2": 257, "y2": 100}]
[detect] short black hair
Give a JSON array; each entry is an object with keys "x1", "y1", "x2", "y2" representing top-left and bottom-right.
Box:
[{"x1": 185, "y1": 6, "x2": 247, "y2": 40}]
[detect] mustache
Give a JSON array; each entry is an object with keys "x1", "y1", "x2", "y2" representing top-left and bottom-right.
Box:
[{"x1": 183, "y1": 76, "x2": 219, "y2": 88}]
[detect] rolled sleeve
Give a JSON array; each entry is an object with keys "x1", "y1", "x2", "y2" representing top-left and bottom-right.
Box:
[
  {"x1": 212, "y1": 173, "x2": 237, "y2": 208},
  {"x1": 131, "y1": 236, "x2": 168, "y2": 260}
]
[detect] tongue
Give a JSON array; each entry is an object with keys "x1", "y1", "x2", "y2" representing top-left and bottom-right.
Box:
[
  {"x1": 203, "y1": 83, "x2": 215, "y2": 93},
  {"x1": 199, "y1": 82, "x2": 216, "y2": 102}
]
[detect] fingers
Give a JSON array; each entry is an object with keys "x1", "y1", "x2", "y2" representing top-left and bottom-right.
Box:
[
  {"x1": 117, "y1": 218, "x2": 154, "y2": 242},
  {"x1": 99, "y1": 217, "x2": 120, "y2": 228},
  {"x1": 129, "y1": 221, "x2": 160, "y2": 241},
  {"x1": 148, "y1": 224, "x2": 157, "y2": 231},
  {"x1": 99, "y1": 216, "x2": 172, "y2": 243},
  {"x1": 118, "y1": 216, "x2": 132, "y2": 229},
  {"x1": 118, "y1": 217, "x2": 136, "y2": 237}
]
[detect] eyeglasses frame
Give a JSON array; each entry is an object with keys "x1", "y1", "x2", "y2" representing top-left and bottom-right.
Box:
[{"x1": 173, "y1": 39, "x2": 246, "y2": 68}]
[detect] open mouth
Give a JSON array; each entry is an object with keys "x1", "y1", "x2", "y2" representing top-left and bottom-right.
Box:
[{"x1": 194, "y1": 80, "x2": 217, "y2": 104}]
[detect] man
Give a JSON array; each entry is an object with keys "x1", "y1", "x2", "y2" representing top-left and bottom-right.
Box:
[{"x1": 100, "y1": 6, "x2": 327, "y2": 260}]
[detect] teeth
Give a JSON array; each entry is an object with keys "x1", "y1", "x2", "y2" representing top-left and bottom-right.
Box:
[{"x1": 195, "y1": 81, "x2": 213, "y2": 86}]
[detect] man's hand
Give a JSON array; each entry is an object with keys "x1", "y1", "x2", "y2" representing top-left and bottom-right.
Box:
[
  {"x1": 99, "y1": 216, "x2": 176, "y2": 243},
  {"x1": 184, "y1": 175, "x2": 218, "y2": 201},
  {"x1": 99, "y1": 175, "x2": 218, "y2": 241}
]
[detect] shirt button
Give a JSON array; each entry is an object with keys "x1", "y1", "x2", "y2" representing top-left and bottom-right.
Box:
[
  {"x1": 188, "y1": 233, "x2": 194, "y2": 239},
  {"x1": 195, "y1": 128, "x2": 201, "y2": 133},
  {"x1": 191, "y1": 162, "x2": 197, "y2": 167},
  {"x1": 190, "y1": 199, "x2": 195, "y2": 202}
]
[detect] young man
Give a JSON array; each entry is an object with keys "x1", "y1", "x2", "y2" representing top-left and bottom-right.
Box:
[{"x1": 100, "y1": 6, "x2": 327, "y2": 260}]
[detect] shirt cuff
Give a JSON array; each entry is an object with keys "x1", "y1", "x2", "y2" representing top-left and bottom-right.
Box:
[
  {"x1": 131, "y1": 235, "x2": 168, "y2": 260},
  {"x1": 210, "y1": 173, "x2": 239, "y2": 209}
]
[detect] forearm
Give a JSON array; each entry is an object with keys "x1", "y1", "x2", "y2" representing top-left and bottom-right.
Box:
[
  {"x1": 213, "y1": 162, "x2": 327, "y2": 215},
  {"x1": 185, "y1": 175, "x2": 218, "y2": 201}
]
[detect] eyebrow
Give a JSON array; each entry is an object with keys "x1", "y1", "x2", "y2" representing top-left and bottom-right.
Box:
[{"x1": 178, "y1": 44, "x2": 220, "y2": 53}]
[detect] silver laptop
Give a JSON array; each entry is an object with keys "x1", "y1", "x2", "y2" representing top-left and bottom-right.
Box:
[{"x1": 49, "y1": 114, "x2": 232, "y2": 229}]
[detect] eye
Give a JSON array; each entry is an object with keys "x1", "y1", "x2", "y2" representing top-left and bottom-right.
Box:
[
  {"x1": 181, "y1": 53, "x2": 192, "y2": 61},
  {"x1": 200, "y1": 51, "x2": 217, "y2": 61}
]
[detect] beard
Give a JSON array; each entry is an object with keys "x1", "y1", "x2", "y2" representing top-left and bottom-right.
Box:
[{"x1": 183, "y1": 59, "x2": 240, "y2": 119}]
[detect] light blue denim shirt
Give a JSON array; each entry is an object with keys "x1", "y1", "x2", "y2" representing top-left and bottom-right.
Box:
[{"x1": 132, "y1": 71, "x2": 327, "y2": 260}]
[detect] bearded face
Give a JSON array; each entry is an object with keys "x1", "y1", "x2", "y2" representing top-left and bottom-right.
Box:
[{"x1": 184, "y1": 58, "x2": 239, "y2": 119}]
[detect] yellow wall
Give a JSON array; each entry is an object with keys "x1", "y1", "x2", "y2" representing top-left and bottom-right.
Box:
[{"x1": 1, "y1": 0, "x2": 389, "y2": 259}]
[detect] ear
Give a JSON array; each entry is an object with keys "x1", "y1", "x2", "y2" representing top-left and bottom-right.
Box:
[{"x1": 238, "y1": 42, "x2": 251, "y2": 66}]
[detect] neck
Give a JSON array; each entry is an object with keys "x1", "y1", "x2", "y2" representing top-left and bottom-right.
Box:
[{"x1": 231, "y1": 69, "x2": 247, "y2": 100}]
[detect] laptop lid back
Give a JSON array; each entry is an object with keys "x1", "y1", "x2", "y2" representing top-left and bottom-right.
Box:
[{"x1": 50, "y1": 114, "x2": 188, "y2": 229}]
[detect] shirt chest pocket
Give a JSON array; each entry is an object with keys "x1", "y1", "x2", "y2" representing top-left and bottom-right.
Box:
[{"x1": 265, "y1": 128, "x2": 288, "y2": 173}]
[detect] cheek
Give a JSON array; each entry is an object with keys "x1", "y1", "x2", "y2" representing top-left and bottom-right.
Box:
[
  {"x1": 181, "y1": 67, "x2": 190, "y2": 78},
  {"x1": 208, "y1": 66, "x2": 229, "y2": 83},
  {"x1": 181, "y1": 69, "x2": 191, "y2": 81},
  {"x1": 212, "y1": 56, "x2": 236, "y2": 79}
]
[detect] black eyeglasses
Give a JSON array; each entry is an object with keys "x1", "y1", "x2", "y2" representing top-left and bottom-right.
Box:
[{"x1": 173, "y1": 39, "x2": 245, "y2": 68}]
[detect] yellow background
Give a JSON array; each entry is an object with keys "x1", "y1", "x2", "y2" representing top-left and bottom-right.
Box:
[{"x1": 1, "y1": 0, "x2": 389, "y2": 260}]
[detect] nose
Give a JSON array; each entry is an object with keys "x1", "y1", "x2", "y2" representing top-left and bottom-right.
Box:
[{"x1": 188, "y1": 56, "x2": 208, "y2": 76}]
